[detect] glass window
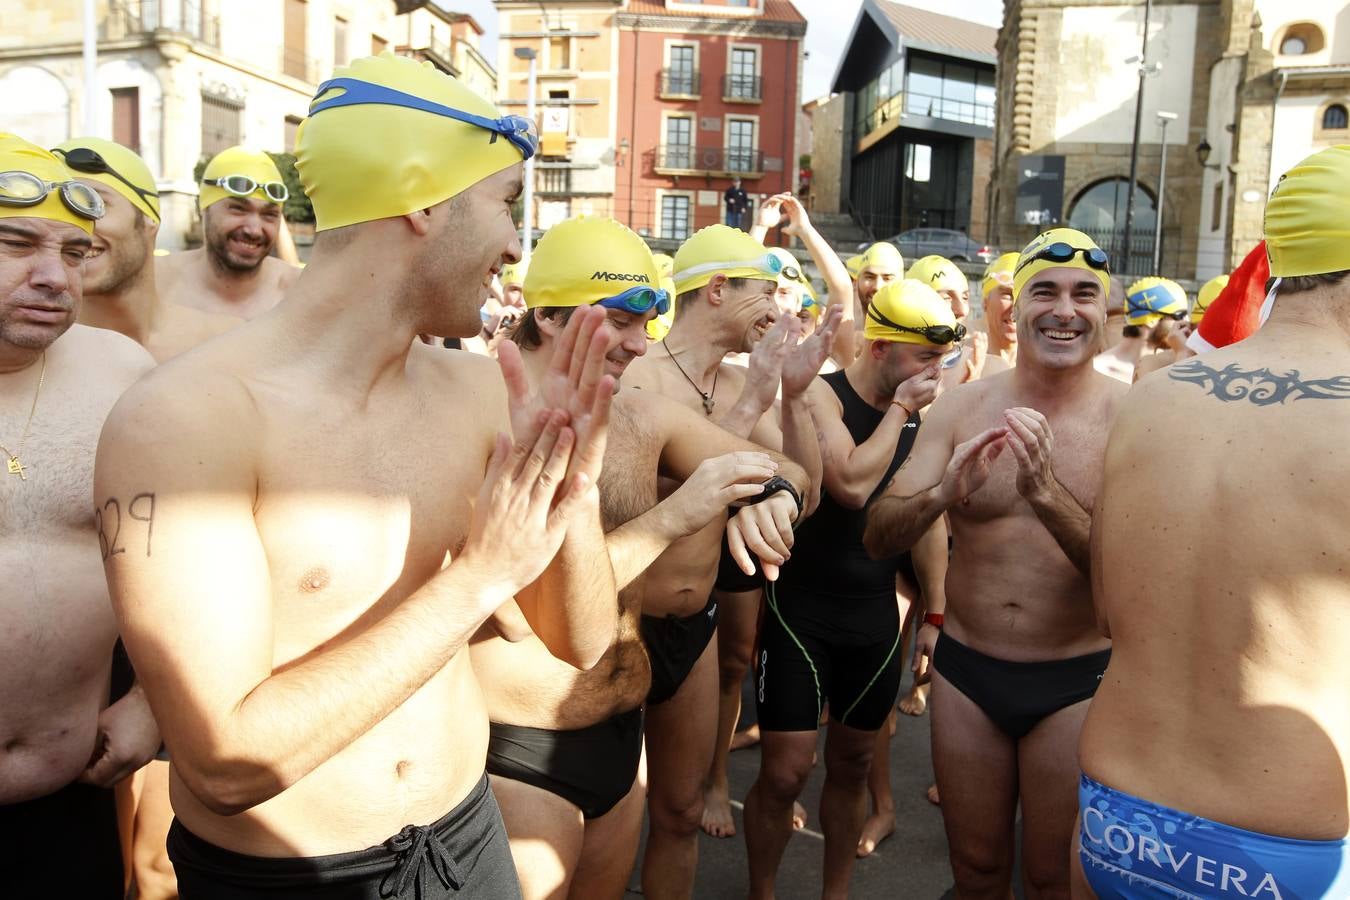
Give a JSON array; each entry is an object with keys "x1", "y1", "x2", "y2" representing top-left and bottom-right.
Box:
[
  {"x1": 729, "y1": 48, "x2": 758, "y2": 99},
  {"x1": 661, "y1": 195, "x2": 691, "y2": 240},
  {"x1": 905, "y1": 143, "x2": 931, "y2": 183},
  {"x1": 1324, "y1": 104, "x2": 1348, "y2": 130},
  {"x1": 665, "y1": 117, "x2": 692, "y2": 168},
  {"x1": 1067, "y1": 178, "x2": 1155, "y2": 232},
  {"x1": 906, "y1": 57, "x2": 943, "y2": 105},
  {"x1": 727, "y1": 119, "x2": 755, "y2": 172},
  {"x1": 668, "y1": 45, "x2": 696, "y2": 95}
]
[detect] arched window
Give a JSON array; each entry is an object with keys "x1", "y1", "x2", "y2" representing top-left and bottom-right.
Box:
[
  {"x1": 1067, "y1": 178, "x2": 1156, "y2": 233},
  {"x1": 1276, "y1": 22, "x2": 1326, "y2": 56},
  {"x1": 1324, "y1": 104, "x2": 1349, "y2": 131}
]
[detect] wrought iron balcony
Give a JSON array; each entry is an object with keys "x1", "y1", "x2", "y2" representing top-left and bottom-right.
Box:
[
  {"x1": 659, "y1": 69, "x2": 701, "y2": 98},
  {"x1": 722, "y1": 74, "x2": 762, "y2": 102},
  {"x1": 654, "y1": 145, "x2": 763, "y2": 177},
  {"x1": 103, "y1": 0, "x2": 220, "y2": 48}
]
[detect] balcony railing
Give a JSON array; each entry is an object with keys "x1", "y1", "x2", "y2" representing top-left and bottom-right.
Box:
[
  {"x1": 655, "y1": 145, "x2": 764, "y2": 176},
  {"x1": 280, "y1": 47, "x2": 322, "y2": 84},
  {"x1": 902, "y1": 91, "x2": 995, "y2": 128},
  {"x1": 659, "y1": 69, "x2": 701, "y2": 98},
  {"x1": 723, "y1": 74, "x2": 762, "y2": 102},
  {"x1": 103, "y1": 0, "x2": 220, "y2": 48},
  {"x1": 538, "y1": 167, "x2": 572, "y2": 196}
]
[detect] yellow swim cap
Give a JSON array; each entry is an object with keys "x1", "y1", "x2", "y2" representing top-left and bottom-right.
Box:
[
  {"x1": 672, "y1": 224, "x2": 776, "y2": 295},
  {"x1": 1192, "y1": 274, "x2": 1228, "y2": 324},
  {"x1": 1012, "y1": 227, "x2": 1111, "y2": 303},
  {"x1": 864, "y1": 279, "x2": 959, "y2": 344},
  {"x1": 1264, "y1": 144, "x2": 1350, "y2": 277},
  {"x1": 769, "y1": 247, "x2": 816, "y2": 304},
  {"x1": 981, "y1": 251, "x2": 1019, "y2": 299},
  {"x1": 858, "y1": 241, "x2": 904, "y2": 276},
  {"x1": 0, "y1": 132, "x2": 100, "y2": 234},
  {"x1": 500, "y1": 260, "x2": 527, "y2": 287},
  {"x1": 907, "y1": 255, "x2": 968, "y2": 296},
  {"x1": 845, "y1": 254, "x2": 864, "y2": 280},
  {"x1": 199, "y1": 146, "x2": 284, "y2": 213},
  {"x1": 1124, "y1": 277, "x2": 1187, "y2": 326},
  {"x1": 647, "y1": 252, "x2": 677, "y2": 340},
  {"x1": 297, "y1": 53, "x2": 528, "y2": 231},
  {"x1": 523, "y1": 216, "x2": 661, "y2": 310},
  {"x1": 53, "y1": 136, "x2": 160, "y2": 222}
]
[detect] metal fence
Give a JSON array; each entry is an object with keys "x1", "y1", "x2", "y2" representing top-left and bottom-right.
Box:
[
  {"x1": 659, "y1": 69, "x2": 700, "y2": 97},
  {"x1": 1074, "y1": 227, "x2": 1159, "y2": 278},
  {"x1": 723, "y1": 74, "x2": 762, "y2": 102}
]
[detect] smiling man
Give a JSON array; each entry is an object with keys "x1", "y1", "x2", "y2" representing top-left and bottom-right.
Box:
[
  {"x1": 863, "y1": 227, "x2": 1127, "y2": 899},
  {"x1": 156, "y1": 146, "x2": 299, "y2": 320}
]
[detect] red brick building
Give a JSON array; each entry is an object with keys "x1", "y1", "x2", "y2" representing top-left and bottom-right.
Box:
[{"x1": 614, "y1": 0, "x2": 807, "y2": 241}]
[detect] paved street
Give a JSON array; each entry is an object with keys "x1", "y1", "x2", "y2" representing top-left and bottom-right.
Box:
[{"x1": 628, "y1": 670, "x2": 974, "y2": 899}]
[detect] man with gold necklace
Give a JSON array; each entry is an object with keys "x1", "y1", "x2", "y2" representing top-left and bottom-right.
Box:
[{"x1": 0, "y1": 133, "x2": 159, "y2": 895}]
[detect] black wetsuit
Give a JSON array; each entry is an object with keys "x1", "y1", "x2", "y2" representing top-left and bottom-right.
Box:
[{"x1": 755, "y1": 369, "x2": 920, "y2": 733}]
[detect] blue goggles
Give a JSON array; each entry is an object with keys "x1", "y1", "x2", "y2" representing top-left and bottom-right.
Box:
[
  {"x1": 598, "y1": 285, "x2": 670, "y2": 316},
  {"x1": 308, "y1": 77, "x2": 538, "y2": 160}
]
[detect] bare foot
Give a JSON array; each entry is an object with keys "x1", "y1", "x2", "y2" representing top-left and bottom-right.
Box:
[
  {"x1": 701, "y1": 783, "x2": 736, "y2": 838},
  {"x1": 899, "y1": 683, "x2": 930, "y2": 716},
  {"x1": 793, "y1": 801, "x2": 808, "y2": 831},
  {"x1": 731, "y1": 723, "x2": 760, "y2": 751},
  {"x1": 926, "y1": 784, "x2": 940, "y2": 806},
  {"x1": 856, "y1": 809, "x2": 896, "y2": 857}
]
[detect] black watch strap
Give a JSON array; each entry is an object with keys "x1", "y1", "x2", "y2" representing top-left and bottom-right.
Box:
[{"x1": 750, "y1": 475, "x2": 803, "y2": 517}]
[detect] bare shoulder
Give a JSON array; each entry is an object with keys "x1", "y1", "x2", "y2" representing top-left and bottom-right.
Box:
[
  {"x1": 409, "y1": 339, "x2": 508, "y2": 428},
  {"x1": 56, "y1": 323, "x2": 155, "y2": 386},
  {"x1": 266, "y1": 256, "x2": 302, "y2": 289},
  {"x1": 930, "y1": 369, "x2": 998, "y2": 424}
]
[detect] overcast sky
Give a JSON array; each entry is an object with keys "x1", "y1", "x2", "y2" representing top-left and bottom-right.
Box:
[{"x1": 452, "y1": 0, "x2": 1005, "y2": 102}]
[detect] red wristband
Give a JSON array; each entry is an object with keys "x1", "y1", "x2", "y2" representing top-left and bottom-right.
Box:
[{"x1": 923, "y1": 612, "x2": 944, "y2": 628}]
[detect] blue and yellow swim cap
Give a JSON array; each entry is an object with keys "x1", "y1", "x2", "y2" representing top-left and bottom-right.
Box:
[
  {"x1": 296, "y1": 53, "x2": 529, "y2": 231},
  {"x1": 1125, "y1": 277, "x2": 1187, "y2": 326}
]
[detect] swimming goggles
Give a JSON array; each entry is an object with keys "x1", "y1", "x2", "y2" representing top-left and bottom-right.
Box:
[
  {"x1": 1127, "y1": 300, "x2": 1186, "y2": 321},
  {"x1": 202, "y1": 174, "x2": 289, "y2": 203},
  {"x1": 865, "y1": 303, "x2": 967, "y2": 345},
  {"x1": 53, "y1": 147, "x2": 160, "y2": 212},
  {"x1": 309, "y1": 77, "x2": 539, "y2": 161},
  {"x1": 598, "y1": 285, "x2": 671, "y2": 316},
  {"x1": 674, "y1": 252, "x2": 784, "y2": 285},
  {"x1": 1014, "y1": 242, "x2": 1110, "y2": 275},
  {"x1": 0, "y1": 170, "x2": 105, "y2": 220}
]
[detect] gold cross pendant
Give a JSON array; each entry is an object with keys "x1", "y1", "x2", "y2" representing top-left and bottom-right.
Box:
[{"x1": 7, "y1": 455, "x2": 26, "y2": 481}]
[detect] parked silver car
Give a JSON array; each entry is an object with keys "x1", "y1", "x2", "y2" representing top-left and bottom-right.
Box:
[{"x1": 880, "y1": 228, "x2": 998, "y2": 265}]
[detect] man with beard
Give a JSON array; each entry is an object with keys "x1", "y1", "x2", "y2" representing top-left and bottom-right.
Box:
[
  {"x1": 474, "y1": 216, "x2": 808, "y2": 899},
  {"x1": 744, "y1": 279, "x2": 950, "y2": 899},
  {"x1": 96, "y1": 55, "x2": 618, "y2": 898},
  {"x1": 864, "y1": 227, "x2": 1126, "y2": 899},
  {"x1": 622, "y1": 224, "x2": 833, "y2": 899},
  {"x1": 1094, "y1": 277, "x2": 1188, "y2": 383},
  {"x1": 157, "y1": 146, "x2": 298, "y2": 320},
  {"x1": 0, "y1": 132, "x2": 159, "y2": 896},
  {"x1": 1074, "y1": 143, "x2": 1350, "y2": 900},
  {"x1": 54, "y1": 138, "x2": 240, "y2": 362}
]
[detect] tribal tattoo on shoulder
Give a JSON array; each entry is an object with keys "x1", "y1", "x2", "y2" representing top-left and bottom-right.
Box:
[{"x1": 1168, "y1": 360, "x2": 1350, "y2": 405}]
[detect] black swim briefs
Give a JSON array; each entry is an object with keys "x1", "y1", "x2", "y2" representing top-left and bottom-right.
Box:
[
  {"x1": 168, "y1": 775, "x2": 521, "y2": 899},
  {"x1": 933, "y1": 630, "x2": 1111, "y2": 740},
  {"x1": 0, "y1": 780, "x2": 123, "y2": 897},
  {"x1": 486, "y1": 706, "x2": 643, "y2": 819},
  {"x1": 640, "y1": 595, "x2": 718, "y2": 706}
]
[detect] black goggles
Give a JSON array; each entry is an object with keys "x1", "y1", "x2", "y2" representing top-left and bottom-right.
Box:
[
  {"x1": 0, "y1": 170, "x2": 105, "y2": 220},
  {"x1": 866, "y1": 304, "x2": 966, "y2": 345},
  {"x1": 1014, "y1": 242, "x2": 1110, "y2": 276},
  {"x1": 203, "y1": 175, "x2": 289, "y2": 203},
  {"x1": 53, "y1": 147, "x2": 160, "y2": 214},
  {"x1": 1127, "y1": 302, "x2": 1186, "y2": 321}
]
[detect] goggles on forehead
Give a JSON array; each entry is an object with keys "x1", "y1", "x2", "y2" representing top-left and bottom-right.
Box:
[
  {"x1": 675, "y1": 251, "x2": 784, "y2": 285},
  {"x1": 866, "y1": 304, "x2": 967, "y2": 345},
  {"x1": 310, "y1": 77, "x2": 539, "y2": 161},
  {"x1": 203, "y1": 174, "x2": 289, "y2": 203},
  {"x1": 598, "y1": 285, "x2": 671, "y2": 316},
  {"x1": 987, "y1": 270, "x2": 1014, "y2": 287},
  {"x1": 53, "y1": 147, "x2": 160, "y2": 212},
  {"x1": 1014, "y1": 242, "x2": 1110, "y2": 276},
  {"x1": 0, "y1": 170, "x2": 105, "y2": 220}
]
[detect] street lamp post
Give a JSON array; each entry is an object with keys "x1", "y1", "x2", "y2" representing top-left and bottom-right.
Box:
[
  {"x1": 1121, "y1": 0, "x2": 1155, "y2": 276},
  {"x1": 514, "y1": 46, "x2": 538, "y2": 265},
  {"x1": 1151, "y1": 111, "x2": 1176, "y2": 274},
  {"x1": 83, "y1": 0, "x2": 98, "y2": 134}
]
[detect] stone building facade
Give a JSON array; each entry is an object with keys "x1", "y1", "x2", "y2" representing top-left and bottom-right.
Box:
[{"x1": 990, "y1": 0, "x2": 1349, "y2": 283}]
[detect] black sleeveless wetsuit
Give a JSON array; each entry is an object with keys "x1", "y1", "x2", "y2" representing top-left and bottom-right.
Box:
[{"x1": 754, "y1": 369, "x2": 921, "y2": 732}]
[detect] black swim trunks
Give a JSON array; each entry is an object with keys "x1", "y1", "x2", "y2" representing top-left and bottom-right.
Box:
[
  {"x1": 933, "y1": 630, "x2": 1111, "y2": 739},
  {"x1": 486, "y1": 706, "x2": 643, "y2": 819},
  {"x1": 168, "y1": 775, "x2": 521, "y2": 899},
  {"x1": 640, "y1": 596, "x2": 718, "y2": 705},
  {"x1": 0, "y1": 781, "x2": 123, "y2": 897},
  {"x1": 755, "y1": 581, "x2": 903, "y2": 732}
]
